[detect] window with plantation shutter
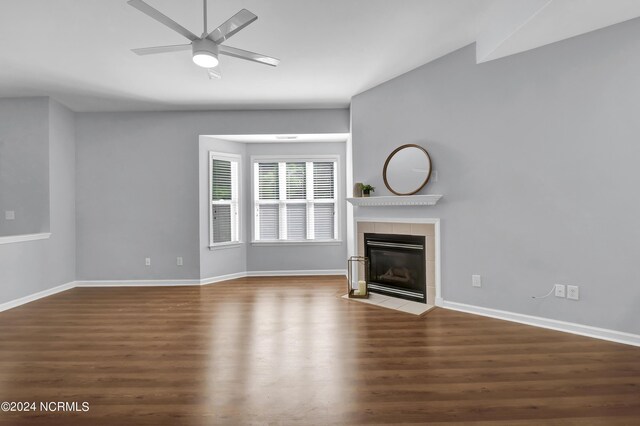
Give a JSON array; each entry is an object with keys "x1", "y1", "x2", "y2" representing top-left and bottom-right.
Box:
[
  {"x1": 209, "y1": 152, "x2": 240, "y2": 247},
  {"x1": 253, "y1": 157, "x2": 338, "y2": 242},
  {"x1": 312, "y1": 162, "x2": 336, "y2": 239}
]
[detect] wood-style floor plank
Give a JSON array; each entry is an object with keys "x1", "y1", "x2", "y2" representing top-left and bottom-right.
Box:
[{"x1": 0, "y1": 276, "x2": 638, "y2": 425}]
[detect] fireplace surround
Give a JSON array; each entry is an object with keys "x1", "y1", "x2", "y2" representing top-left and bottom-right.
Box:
[{"x1": 356, "y1": 220, "x2": 437, "y2": 305}]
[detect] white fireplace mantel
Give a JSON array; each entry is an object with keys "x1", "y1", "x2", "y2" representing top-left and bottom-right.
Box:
[{"x1": 346, "y1": 194, "x2": 442, "y2": 207}]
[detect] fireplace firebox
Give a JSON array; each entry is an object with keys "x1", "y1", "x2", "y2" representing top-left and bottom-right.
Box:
[{"x1": 364, "y1": 233, "x2": 426, "y2": 303}]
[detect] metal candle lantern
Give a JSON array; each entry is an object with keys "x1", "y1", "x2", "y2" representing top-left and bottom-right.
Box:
[{"x1": 347, "y1": 256, "x2": 369, "y2": 299}]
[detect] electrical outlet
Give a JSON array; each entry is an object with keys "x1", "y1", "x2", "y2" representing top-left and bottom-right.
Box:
[
  {"x1": 472, "y1": 275, "x2": 482, "y2": 287},
  {"x1": 5, "y1": 210, "x2": 15, "y2": 220},
  {"x1": 554, "y1": 284, "x2": 565, "y2": 298},
  {"x1": 567, "y1": 285, "x2": 579, "y2": 300},
  {"x1": 433, "y1": 170, "x2": 439, "y2": 182},
  {"x1": 145, "y1": 257, "x2": 151, "y2": 266},
  {"x1": 177, "y1": 256, "x2": 183, "y2": 266}
]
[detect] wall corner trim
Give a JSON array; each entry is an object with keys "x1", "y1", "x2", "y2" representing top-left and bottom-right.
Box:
[
  {"x1": 441, "y1": 300, "x2": 640, "y2": 347},
  {"x1": 0, "y1": 280, "x2": 75, "y2": 313}
]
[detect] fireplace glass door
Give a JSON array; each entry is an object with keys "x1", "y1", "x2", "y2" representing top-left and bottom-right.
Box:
[{"x1": 365, "y1": 233, "x2": 426, "y2": 303}]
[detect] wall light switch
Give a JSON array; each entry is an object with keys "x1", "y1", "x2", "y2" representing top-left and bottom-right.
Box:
[
  {"x1": 145, "y1": 257, "x2": 151, "y2": 266},
  {"x1": 555, "y1": 284, "x2": 565, "y2": 298},
  {"x1": 177, "y1": 257, "x2": 183, "y2": 266},
  {"x1": 5, "y1": 210, "x2": 15, "y2": 220},
  {"x1": 472, "y1": 275, "x2": 482, "y2": 287}
]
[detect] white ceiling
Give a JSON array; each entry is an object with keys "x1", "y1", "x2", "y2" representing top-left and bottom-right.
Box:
[{"x1": 0, "y1": 0, "x2": 638, "y2": 112}]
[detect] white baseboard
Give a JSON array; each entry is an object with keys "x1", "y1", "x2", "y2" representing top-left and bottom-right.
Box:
[
  {"x1": 0, "y1": 281, "x2": 75, "y2": 313},
  {"x1": 246, "y1": 269, "x2": 347, "y2": 277},
  {"x1": 200, "y1": 272, "x2": 248, "y2": 285},
  {"x1": 441, "y1": 300, "x2": 640, "y2": 347},
  {"x1": 75, "y1": 279, "x2": 201, "y2": 287},
  {"x1": 0, "y1": 232, "x2": 52, "y2": 245},
  {"x1": 73, "y1": 270, "x2": 346, "y2": 288}
]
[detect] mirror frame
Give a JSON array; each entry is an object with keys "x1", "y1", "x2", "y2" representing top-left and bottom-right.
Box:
[{"x1": 382, "y1": 144, "x2": 432, "y2": 196}]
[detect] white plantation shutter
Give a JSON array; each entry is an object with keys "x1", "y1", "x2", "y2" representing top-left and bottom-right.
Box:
[
  {"x1": 258, "y1": 204, "x2": 279, "y2": 240},
  {"x1": 313, "y1": 203, "x2": 335, "y2": 240},
  {"x1": 313, "y1": 162, "x2": 334, "y2": 199},
  {"x1": 210, "y1": 153, "x2": 240, "y2": 246},
  {"x1": 211, "y1": 205, "x2": 232, "y2": 243},
  {"x1": 286, "y1": 203, "x2": 307, "y2": 240},
  {"x1": 256, "y1": 162, "x2": 280, "y2": 240},
  {"x1": 286, "y1": 162, "x2": 306, "y2": 199},
  {"x1": 211, "y1": 159, "x2": 232, "y2": 199},
  {"x1": 258, "y1": 163, "x2": 279, "y2": 200},
  {"x1": 311, "y1": 161, "x2": 336, "y2": 239},
  {"x1": 254, "y1": 158, "x2": 337, "y2": 242}
]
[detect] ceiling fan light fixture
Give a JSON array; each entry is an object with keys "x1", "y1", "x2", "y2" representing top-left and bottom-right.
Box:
[
  {"x1": 192, "y1": 39, "x2": 219, "y2": 68},
  {"x1": 193, "y1": 52, "x2": 219, "y2": 68}
]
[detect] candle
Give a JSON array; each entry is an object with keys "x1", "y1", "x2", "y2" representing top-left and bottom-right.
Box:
[{"x1": 358, "y1": 280, "x2": 366, "y2": 294}]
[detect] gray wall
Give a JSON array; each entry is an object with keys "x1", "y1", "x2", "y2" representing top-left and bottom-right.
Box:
[
  {"x1": 0, "y1": 98, "x2": 76, "y2": 303},
  {"x1": 0, "y1": 97, "x2": 50, "y2": 236},
  {"x1": 75, "y1": 109, "x2": 349, "y2": 281},
  {"x1": 351, "y1": 18, "x2": 640, "y2": 334}
]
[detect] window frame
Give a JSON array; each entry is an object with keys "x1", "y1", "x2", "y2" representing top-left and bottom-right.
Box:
[
  {"x1": 208, "y1": 151, "x2": 241, "y2": 249},
  {"x1": 251, "y1": 155, "x2": 341, "y2": 245}
]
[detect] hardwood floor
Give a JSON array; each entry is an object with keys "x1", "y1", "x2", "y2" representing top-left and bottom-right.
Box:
[{"x1": 0, "y1": 276, "x2": 639, "y2": 425}]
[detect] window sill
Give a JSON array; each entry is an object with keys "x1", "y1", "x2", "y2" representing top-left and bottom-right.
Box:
[
  {"x1": 251, "y1": 240, "x2": 343, "y2": 247},
  {"x1": 208, "y1": 242, "x2": 244, "y2": 251}
]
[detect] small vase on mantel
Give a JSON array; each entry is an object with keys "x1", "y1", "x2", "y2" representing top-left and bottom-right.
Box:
[{"x1": 353, "y1": 182, "x2": 364, "y2": 197}]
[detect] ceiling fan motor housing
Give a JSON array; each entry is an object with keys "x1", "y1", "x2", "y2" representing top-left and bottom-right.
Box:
[{"x1": 192, "y1": 38, "x2": 219, "y2": 67}]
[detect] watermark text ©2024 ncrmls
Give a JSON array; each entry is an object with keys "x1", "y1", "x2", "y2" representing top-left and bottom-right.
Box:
[{"x1": 1, "y1": 401, "x2": 90, "y2": 412}]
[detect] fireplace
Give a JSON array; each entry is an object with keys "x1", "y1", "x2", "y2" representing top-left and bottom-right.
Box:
[{"x1": 365, "y1": 233, "x2": 426, "y2": 303}]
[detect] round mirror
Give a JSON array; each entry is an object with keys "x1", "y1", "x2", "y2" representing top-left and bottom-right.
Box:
[{"x1": 383, "y1": 144, "x2": 432, "y2": 195}]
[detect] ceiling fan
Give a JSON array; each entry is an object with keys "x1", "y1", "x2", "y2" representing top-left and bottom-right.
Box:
[{"x1": 127, "y1": 0, "x2": 279, "y2": 79}]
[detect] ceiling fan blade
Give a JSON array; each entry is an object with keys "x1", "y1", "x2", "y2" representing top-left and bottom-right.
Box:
[
  {"x1": 127, "y1": 0, "x2": 199, "y2": 42},
  {"x1": 207, "y1": 9, "x2": 257, "y2": 44},
  {"x1": 207, "y1": 66, "x2": 222, "y2": 80},
  {"x1": 218, "y1": 45, "x2": 280, "y2": 67},
  {"x1": 131, "y1": 44, "x2": 192, "y2": 55}
]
